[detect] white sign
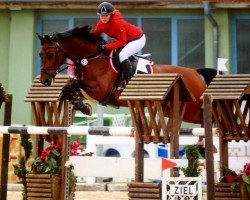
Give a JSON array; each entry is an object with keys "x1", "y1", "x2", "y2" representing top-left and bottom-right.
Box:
[
  {"x1": 162, "y1": 177, "x2": 202, "y2": 200},
  {"x1": 169, "y1": 185, "x2": 196, "y2": 196},
  {"x1": 217, "y1": 58, "x2": 228, "y2": 72}
]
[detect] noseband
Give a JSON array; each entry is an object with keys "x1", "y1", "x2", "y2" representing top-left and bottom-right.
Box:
[{"x1": 40, "y1": 44, "x2": 73, "y2": 81}]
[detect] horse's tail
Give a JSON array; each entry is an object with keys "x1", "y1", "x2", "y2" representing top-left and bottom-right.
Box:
[{"x1": 196, "y1": 68, "x2": 223, "y2": 86}]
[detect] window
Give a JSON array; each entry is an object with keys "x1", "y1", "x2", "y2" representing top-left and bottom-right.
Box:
[
  {"x1": 37, "y1": 15, "x2": 204, "y2": 74},
  {"x1": 177, "y1": 18, "x2": 204, "y2": 68},
  {"x1": 232, "y1": 17, "x2": 250, "y2": 74}
]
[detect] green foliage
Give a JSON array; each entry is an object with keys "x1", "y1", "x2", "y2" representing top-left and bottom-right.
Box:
[
  {"x1": 182, "y1": 145, "x2": 201, "y2": 177},
  {"x1": 13, "y1": 134, "x2": 33, "y2": 200}
]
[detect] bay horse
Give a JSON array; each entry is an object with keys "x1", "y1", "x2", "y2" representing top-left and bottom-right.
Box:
[{"x1": 37, "y1": 25, "x2": 217, "y2": 124}]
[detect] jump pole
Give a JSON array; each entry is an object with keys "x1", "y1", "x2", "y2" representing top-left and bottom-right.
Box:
[
  {"x1": 0, "y1": 126, "x2": 217, "y2": 136},
  {"x1": 0, "y1": 126, "x2": 135, "y2": 136}
]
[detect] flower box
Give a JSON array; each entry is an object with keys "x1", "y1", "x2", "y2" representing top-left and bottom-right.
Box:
[
  {"x1": 26, "y1": 174, "x2": 61, "y2": 200},
  {"x1": 215, "y1": 182, "x2": 250, "y2": 200}
]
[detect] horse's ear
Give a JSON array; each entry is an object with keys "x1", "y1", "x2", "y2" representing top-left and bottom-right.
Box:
[
  {"x1": 37, "y1": 33, "x2": 47, "y2": 45},
  {"x1": 84, "y1": 25, "x2": 92, "y2": 33},
  {"x1": 37, "y1": 33, "x2": 44, "y2": 41}
]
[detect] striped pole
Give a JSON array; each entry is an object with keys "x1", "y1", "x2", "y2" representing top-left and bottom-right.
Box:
[
  {"x1": 0, "y1": 126, "x2": 218, "y2": 137},
  {"x1": 0, "y1": 126, "x2": 135, "y2": 136}
]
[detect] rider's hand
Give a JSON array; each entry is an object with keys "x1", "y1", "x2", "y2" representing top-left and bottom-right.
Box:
[{"x1": 97, "y1": 44, "x2": 106, "y2": 52}]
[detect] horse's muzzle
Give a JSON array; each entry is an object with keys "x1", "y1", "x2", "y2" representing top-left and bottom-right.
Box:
[{"x1": 41, "y1": 78, "x2": 52, "y2": 86}]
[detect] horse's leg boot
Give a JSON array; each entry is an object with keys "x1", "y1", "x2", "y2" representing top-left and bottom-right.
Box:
[
  {"x1": 117, "y1": 59, "x2": 133, "y2": 90},
  {"x1": 121, "y1": 59, "x2": 133, "y2": 84}
]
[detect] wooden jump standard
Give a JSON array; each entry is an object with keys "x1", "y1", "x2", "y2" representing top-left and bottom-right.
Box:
[
  {"x1": 0, "y1": 83, "x2": 12, "y2": 200},
  {"x1": 24, "y1": 75, "x2": 75, "y2": 200},
  {"x1": 119, "y1": 74, "x2": 195, "y2": 200},
  {"x1": 203, "y1": 74, "x2": 250, "y2": 200}
]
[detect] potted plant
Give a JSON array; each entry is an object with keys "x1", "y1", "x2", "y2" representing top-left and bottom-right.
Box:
[
  {"x1": 14, "y1": 134, "x2": 85, "y2": 200},
  {"x1": 218, "y1": 163, "x2": 250, "y2": 199}
]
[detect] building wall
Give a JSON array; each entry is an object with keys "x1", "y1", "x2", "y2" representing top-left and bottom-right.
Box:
[{"x1": 0, "y1": 8, "x2": 248, "y2": 124}]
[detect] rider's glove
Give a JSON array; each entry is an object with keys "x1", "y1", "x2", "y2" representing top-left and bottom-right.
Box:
[{"x1": 97, "y1": 44, "x2": 106, "y2": 52}]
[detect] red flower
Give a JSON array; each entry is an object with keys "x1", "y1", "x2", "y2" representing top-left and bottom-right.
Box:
[
  {"x1": 226, "y1": 173, "x2": 235, "y2": 183},
  {"x1": 236, "y1": 174, "x2": 243, "y2": 182},
  {"x1": 243, "y1": 163, "x2": 250, "y2": 176}
]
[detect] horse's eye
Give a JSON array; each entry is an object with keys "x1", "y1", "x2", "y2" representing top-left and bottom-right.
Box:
[{"x1": 46, "y1": 52, "x2": 53, "y2": 58}]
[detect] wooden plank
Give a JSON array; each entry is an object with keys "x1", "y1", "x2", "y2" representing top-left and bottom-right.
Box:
[
  {"x1": 233, "y1": 100, "x2": 248, "y2": 134},
  {"x1": 209, "y1": 81, "x2": 250, "y2": 84},
  {"x1": 30, "y1": 87, "x2": 63, "y2": 90},
  {"x1": 136, "y1": 101, "x2": 151, "y2": 143},
  {"x1": 128, "y1": 183, "x2": 161, "y2": 188},
  {"x1": 31, "y1": 82, "x2": 66, "y2": 87},
  {"x1": 203, "y1": 94, "x2": 215, "y2": 200},
  {"x1": 27, "y1": 193, "x2": 52, "y2": 197},
  {"x1": 128, "y1": 193, "x2": 160, "y2": 198},
  {"x1": 0, "y1": 94, "x2": 12, "y2": 200},
  {"x1": 121, "y1": 92, "x2": 166, "y2": 96},
  {"x1": 128, "y1": 188, "x2": 160, "y2": 193},
  {"x1": 128, "y1": 80, "x2": 172, "y2": 85},
  {"x1": 124, "y1": 88, "x2": 168, "y2": 92},
  {"x1": 215, "y1": 74, "x2": 250, "y2": 78},
  {"x1": 213, "y1": 76, "x2": 250, "y2": 80},
  {"x1": 205, "y1": 88, "x2": 245, "y2": 92},
  {"x1": 203, "y1": 92, "x2": 242, "y2": 96},
  {"x1": 207, "y1": 85, "x2": 247, "y2": 88},
  {"x1": 119, "y1": 96, "x2": 164, "y2": 100},
  {"x1": 28, "y1": 91, "x2": 61, "y2": 94},
  {"x1": 26, "y1": 183, "x2": 51, "y2": 188},
  {"x1": 24, "y1": 98, "x2": 58, "y2": 102},
  {"x1": 145, "y1": 100, "x2": 160, "y2": 143},
  {"x1": 125, "y1": 85, "x2": 170, "y2": 89},
  {"x1": 132, "y1": 74, "x2": 178, "y2": 77},
  {"x1": 26, "y1": 94, "x2": 61, "y2": 98},
  {"x1": 26, "y1": 179, "x2": 51, "y2": 183},
  {"x1": 26, "y1": 174, "x2": 51, "y2": 178},
  {"x1": 27, "y1": 188, "x2": 52, "y2": 192},
  {"x1": 131, "y1": 77, "x2": 176, "y2": 81}
]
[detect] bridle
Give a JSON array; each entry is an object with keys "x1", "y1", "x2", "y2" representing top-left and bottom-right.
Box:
[{"x1": 40, "y1": 42, "x2": 111, "y2": 77}]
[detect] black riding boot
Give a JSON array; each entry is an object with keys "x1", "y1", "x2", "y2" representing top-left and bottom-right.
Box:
[{"x1": 121, "y1": 59, "x2": 133, "y2": 84}]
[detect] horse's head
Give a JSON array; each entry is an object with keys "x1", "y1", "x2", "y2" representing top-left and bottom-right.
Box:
[{"x1": 37, "y1": 33, "x2": 66, "y2": 86}]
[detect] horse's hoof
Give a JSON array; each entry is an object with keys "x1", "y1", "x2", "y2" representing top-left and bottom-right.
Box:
[
  {"x1": 84, "y1": 103, "x2": 92, "y2": 116},
  {"x1": 74, "y1": 102, "x2": 92, "y2": 116}
]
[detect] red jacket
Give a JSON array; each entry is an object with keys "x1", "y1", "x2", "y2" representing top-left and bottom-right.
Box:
[{"x1": 94, "y1": 10, "x2": 144, "y2": 50}]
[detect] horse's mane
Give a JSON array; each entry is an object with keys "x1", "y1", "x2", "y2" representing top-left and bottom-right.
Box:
[{"x1": 49, "y1": 25, "x2": 106, "y2": 44}]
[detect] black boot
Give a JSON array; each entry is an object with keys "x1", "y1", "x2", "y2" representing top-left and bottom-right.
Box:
[{"x1": 121, "y1": 59, "x2": 133, "y2": 84}]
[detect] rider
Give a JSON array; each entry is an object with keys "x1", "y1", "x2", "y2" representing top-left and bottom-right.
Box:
[{"x1": 94, "y1": 2, "x2": 146, "y2": 88}]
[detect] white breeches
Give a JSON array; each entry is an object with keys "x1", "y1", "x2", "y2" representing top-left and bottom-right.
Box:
[{"x1": 119, "y1": 34, "x2": 146, "y2": 62}]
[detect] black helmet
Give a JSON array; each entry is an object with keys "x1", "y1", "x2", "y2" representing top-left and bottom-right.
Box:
[{"x1": 97, "y1": 2, "x2": 114, "y2": 16}]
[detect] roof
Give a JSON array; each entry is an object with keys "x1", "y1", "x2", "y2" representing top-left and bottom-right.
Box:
[
  {"x1": 0, "y1": 1, "x2": 249, "y2": 9},
  {"x1": 203, "y1": 74, "x2": 250, "y2": 100},
  {"x1": 119, "y1": 73, "x2": 195, "y2": 102},
  {"x1": 25, "y1": 74, "x2": 71, "y2": 102}
]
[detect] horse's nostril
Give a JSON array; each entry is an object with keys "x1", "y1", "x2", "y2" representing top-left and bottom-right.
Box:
[{"x1": 43, "y1": 79, "x2": 52, "y2": 86}]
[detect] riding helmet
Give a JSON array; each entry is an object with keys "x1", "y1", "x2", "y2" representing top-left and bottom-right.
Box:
[{"x1": 97, "y1": 2, "x2": 114, "y2": 16}]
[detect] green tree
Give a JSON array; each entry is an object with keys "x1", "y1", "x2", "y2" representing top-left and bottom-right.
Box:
[{"x1": 182, "y1": 145, "x2": 201, "y2": 177}]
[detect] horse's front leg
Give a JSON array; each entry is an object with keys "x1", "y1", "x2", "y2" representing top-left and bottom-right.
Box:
[{"x1": 61, "y1": 80, "x2": 92, "y2": 115}]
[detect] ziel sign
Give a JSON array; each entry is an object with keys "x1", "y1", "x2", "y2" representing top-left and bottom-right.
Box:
[{"x1": 162, "y1": 177, "x2": 202, "y2": 200}]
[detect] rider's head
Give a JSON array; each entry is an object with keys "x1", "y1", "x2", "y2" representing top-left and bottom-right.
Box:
[
  {"x1": 97, "y1": 2, "x2": 114, "y2": 16},
  {"x1": 97, "y1": 2, "x2": 114, "y2": 23}
]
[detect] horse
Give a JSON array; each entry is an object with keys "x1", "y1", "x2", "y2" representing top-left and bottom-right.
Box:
[{"x1": 37, "y1": 25, "x2": 218, "y2": 125}]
